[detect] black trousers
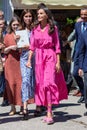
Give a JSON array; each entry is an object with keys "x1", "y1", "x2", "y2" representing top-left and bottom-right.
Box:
[
  {"x1": 0, "y1": 71, "x2": 5, "y2": 94},
  {"x1": 73, "y1": 60, "x2": 84, "y2": 96}
]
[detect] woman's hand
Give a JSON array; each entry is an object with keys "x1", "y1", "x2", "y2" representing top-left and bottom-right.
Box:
[
  {"x1": 26, "y1": 50, "x2": 34, "y2": 68},
  {"x1": 56, "y1": 54, "x2": 61, "y2": 73},
  {"x1": 10, "y1": 45, "x2": 17, "y2": 50},
  {"x1": 4, "y1": 45, "x2": 17, "y2": 54},
  {"x1": 78, "y1": 69, "x2": 84, "y2": 77},
  {"x1": 26, "y1": 60, "x2": 32, "y2": 68},
  {"x1": 0, "y1": 43, "x2": 5, "y2": 49},
  {"x1": 56, "y1": 62, "x2": 61, "y2": 73},
  {"x1": 22, "y1": 45, "x2": 29, "y2": 50},
  {"x1": 7, "y1": 45, "x2": 17, "y2": 51},
  {"x1": 14, "y1": 34, "x2": 20, "y2": 42}
]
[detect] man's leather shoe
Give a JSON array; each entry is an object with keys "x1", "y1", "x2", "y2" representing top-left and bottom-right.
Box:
[
  {"x1": 84, "y1": 112, "x2": 87, "y2": 116},
  {"x1": 73, "y1": 90, "x2": 80, "y2": 96},
  {"x1": 76, "y1": 92, "x2": 82, "y2": 97},
  {"x1": 77, "y1": 96, "x2": 84, "y2": 103}
]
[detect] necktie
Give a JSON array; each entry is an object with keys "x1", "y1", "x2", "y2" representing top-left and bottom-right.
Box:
[{"x1": 81, "y1": 22, "x2": 86, "y2": 33}]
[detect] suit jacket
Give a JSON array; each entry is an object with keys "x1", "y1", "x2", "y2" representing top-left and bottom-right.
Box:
[
  {"x1": 75, "y1": 22, "x2": 82, "y2": 43},
  {"x1": 79, "y1": 30, "x2": 87, "y2": 72},
  {"x1": 74, "y1": 22, "x2": 83, "y2": 64}
]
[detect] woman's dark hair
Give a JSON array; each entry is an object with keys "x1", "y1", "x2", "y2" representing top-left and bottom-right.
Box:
[
  {"x1": 37, "y1": 3, "x2": 47, "y2": 9},
  {"x1": 20, "y1": 9, "x2": 35, "y2": 30},
  {"x1": 7, "y1": 16, "x2": 21, "y2": 34},
  {"x1": 35, "y1": 3, "x2": 55, "y2": 34}
]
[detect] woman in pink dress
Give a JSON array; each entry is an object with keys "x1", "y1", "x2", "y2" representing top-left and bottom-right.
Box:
[{"x1": 27, "y1": 4, "x2": 68, "y2": 124}]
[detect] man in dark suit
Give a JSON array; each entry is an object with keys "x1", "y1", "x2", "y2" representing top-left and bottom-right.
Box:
[
  {"x1": 78, "y1": 26, "x2": 87, "y2": 115},
  {"x1": 73, "y1": 7, "x2": 87, "y2": 103}
]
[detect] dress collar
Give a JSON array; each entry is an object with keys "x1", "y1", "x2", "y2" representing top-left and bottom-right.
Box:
[{"x1": 36, "y1": 24, "x2": 49, "y2": 32}]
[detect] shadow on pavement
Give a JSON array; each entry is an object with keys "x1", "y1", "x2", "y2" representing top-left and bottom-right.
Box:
[
  {"x1": 0, "y1": 114, "x2": 34, "y2": 124},
  {"x1": 52, "y1": 103, "x2": 81, "y2": 109},
  {"x1": 0, "y1": 103, "x2": 82, "y2": 124},
  {"x1": 0, "y1": 112, "x2": 8, "y2": 117},
  {"x1": 53, "y1": 111, "x2": 81, "y2": 123},
  {"x1": 52, "y1": 103, "x2": 82, "y2": 124}
]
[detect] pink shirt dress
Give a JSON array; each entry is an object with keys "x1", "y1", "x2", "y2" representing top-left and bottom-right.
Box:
[{"x1": 30, "y1": 24, "x2": 68, "y2": 106}]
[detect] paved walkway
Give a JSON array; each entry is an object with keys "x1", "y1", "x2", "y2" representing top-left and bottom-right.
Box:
[{"x1": 0, "y1": 92, "x2": 87, "y2": 130}]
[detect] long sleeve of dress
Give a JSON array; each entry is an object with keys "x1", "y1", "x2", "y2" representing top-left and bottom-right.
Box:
[
  {"x1": 30, "y1": 30, "x2": 35, "y2": 51},
  {"x1": 53, "y1": 26, "x2": 61, "y2": 54}
]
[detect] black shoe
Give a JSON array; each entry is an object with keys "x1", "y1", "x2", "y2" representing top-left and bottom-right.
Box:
[
  {"x1": 34, "y1": 110, "x2": 42, "y2": 117},
  {"x1": 22, "y1": 113, "x2": 28, "y2": 120},
  {"x1": 84, "y1": 112, "x2": 87, "y2": 116},
  {"x1": 77, "y1": 96, "x2": 84, "y2": 103},
  {"x1": 22, "y1": 109, "x2": 28, "y2": 120},
  {"x1": 1, "y1": 100, "x2": 9, "y2": 107},
  {"x1": 41, "y1": 106, "x2": 47, "y2": 112},
  {"x1": 34, "y1": 105, "x2": 45, "y2": 117},
  {"x1": 85, "y1": 103, "x2": 87, "y2": 109},
  {"x1": 66, "y1": 74, "x2": 73, "y2": 94}
]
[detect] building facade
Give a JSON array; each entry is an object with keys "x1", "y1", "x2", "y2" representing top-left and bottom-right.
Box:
[{"x1": 1, "y1": 0, "x2": 87, "y2": 25}]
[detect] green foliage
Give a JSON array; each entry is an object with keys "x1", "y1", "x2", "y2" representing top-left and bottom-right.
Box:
[
  {"x1": 66, "y1": 18, "x2": 74, "y2": 25},
  {"x1": 66, "y1": 16, "x2": 79, "y2": 25}
]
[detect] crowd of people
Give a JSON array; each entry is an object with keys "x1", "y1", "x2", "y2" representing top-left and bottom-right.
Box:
[
  {"x1": 0, "y1": 3, "x2": 68, "y2": 124},
  {"x1": 0, "y1": 2, "x2": 87, "y2": 125}
]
